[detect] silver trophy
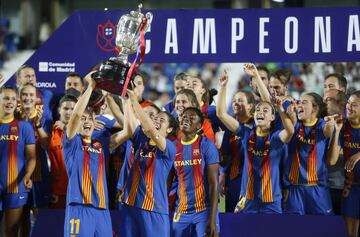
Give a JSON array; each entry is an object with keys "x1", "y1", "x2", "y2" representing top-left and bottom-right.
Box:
[{"x1": 92, "y1": 4, "x2": 153, "y2": 95}]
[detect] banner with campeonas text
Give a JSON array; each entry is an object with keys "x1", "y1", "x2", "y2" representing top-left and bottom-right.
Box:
[{"x1": 5, "y1": 7, "x2": 360, "y2": 94}]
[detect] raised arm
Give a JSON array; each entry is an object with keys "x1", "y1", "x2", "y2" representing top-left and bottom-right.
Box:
[
  {"x1": 327, "y1": 118, "x2": 343, "y2": 166},
  {"x1": 216, "y1": 70, "x2": 239, "y2": 133},
  {"x1": 105, "y1": 94, "x2": 124, "y2": 128},
  {"x1": 66, "y1": 72, "x2": 96, "y2": 140},
  {"x1": 244, "y1": 63, "x2": 271, "y2": 103},
  {"x1": 275, "y1": 96, "x2": 295, "y2": 143},
  {"x1": 323, "y1": 114, "x2": 337, "y2": 138},
  {"x1": 109, "y1": 98, "x2": 137, "y2": 151},
  {"x1": 128, "y1": 89, "x2": 167, "y2": 152},
  {"x1": 34, "y1": 108, "x2": 50, "y2": 149}
]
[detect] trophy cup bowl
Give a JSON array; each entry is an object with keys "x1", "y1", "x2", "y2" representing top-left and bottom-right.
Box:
[{"x1": 92, "y1": 4, "x2": 152, "y2": 95}]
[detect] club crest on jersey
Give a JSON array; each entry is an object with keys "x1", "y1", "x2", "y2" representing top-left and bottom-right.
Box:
[
  {"x1": 193, "y1": 149, "x2": 200, "y2": 156},
  {"x1": 93, "y1": 141, "x2": 101, "y2": 149},
  {"x1": 96, "y1": 19, "x2": 117, "y2": 52},
  {"x1": 10, "y1": 126, "x2": 17, "y2": 133}
]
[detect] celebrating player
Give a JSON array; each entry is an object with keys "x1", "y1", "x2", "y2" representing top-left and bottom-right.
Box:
[{"x1": 0, "y1": 86, "x2": 36, "y2": 237}]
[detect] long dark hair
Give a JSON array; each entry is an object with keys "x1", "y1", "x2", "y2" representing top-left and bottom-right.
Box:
[{"x1": 306, "y1": 92, "x2": 326, "y2": 118}]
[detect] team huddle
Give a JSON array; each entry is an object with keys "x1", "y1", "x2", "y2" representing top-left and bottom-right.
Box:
[{"x1": 0, "y1": 63, "x2": 359, "y2": 237}]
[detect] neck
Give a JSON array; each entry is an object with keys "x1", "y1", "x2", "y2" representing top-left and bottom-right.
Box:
[
  {"x1": 181, "y1": 131, "x2": 197, "y2": 142},
  {"x1": 303, "y1": 114, "x2": 317, "y2": 124},
  {"x1": 349, "y1": 117, "x2": 360, "y2": 127},
  {"x1": 0, "y1": 112, "x2": 14, "y2": 121},
  {"x1": 23, "y1": 107, "x2": 35, "y2": 117},
  {"x1": 256, "y1": 125, "x2": 270, "y2": 135},
  {"x1": 237, "y1": 114, "x2": 252, "y2": 124}
]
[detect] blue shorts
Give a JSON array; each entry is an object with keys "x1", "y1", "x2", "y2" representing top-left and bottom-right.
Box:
[
  {"x1": 283, "y1": 185, "x2": 333, "y2": 215},
  {"x1": 1, "y1": 192, "x2": 28, "y2": 209},
  {"x1": 64, "y1": 204, "x2": 112, "y2": 237},
  {"x1": 27, "y1": 181, "x2": 49, "y2": 208},
  {"x1": 342, "y1": 184, "x2": 360, "y2": 218},
  {"x1": 172, "y1": 210, "x2": 220, "y2": 237},
  {"x1": 234, "y1": 196, "x2": 282, "y2": 214},
  {"x1": 225, "y1": 175, "x2": 242, "y2": 212},
  {"x1": 119, "y1": 204, "x2": 170, "y2": 237}
]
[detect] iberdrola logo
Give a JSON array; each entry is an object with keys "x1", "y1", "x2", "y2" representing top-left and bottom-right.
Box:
[{"x1": 96, "y1": 19, "x2": 117, "y2": 52}]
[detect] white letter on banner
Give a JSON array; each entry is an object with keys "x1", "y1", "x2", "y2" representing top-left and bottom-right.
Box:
[
  {"x1": 284, "y1": 17, "x2": 298, "y2": 54},
  {"x1": 314, "y1": 16, "x2": 331, "y2": 53},
  {"x1": 192, "y1": 18, "x2": 217, "y2": 54},
  {"x1": 259, "y1": 17, "x2": 270, "y2": 53},
  {"x1": 165, "y1": 19, "x2": 178, "y2": 54},
  {"x1": 145, "y1": 24, "x2": 151, "y2": 54},
  {"x1": 347, "y1": 15, "x2": 360, "y2": 52},
  {"x1": 231, "y1": 18, "x2": 244, "y2": 54}
]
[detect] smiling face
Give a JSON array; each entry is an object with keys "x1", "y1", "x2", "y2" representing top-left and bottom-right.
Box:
[
  {"x1": 154, "y1": 112, "x2": 172, "y2": 137},
  {"x1": 179, "y1": 109, "x2": 202, "y2": 134},
  {"x1": 232, "y1": 92, "x2": 253, "y2": 117},
  {"x1": 254, "y1": 102, "x2": 274, "y2": 127},
  {"x1": 346, "y1": 95, "x2": 360, "y2": 121},
  {"x1": 297, "y1": 95, "x2": 317, "y2": 121},
  {"x1": 59, "y1": 101, "x2": 76, "y2": 125},
  {"x1": 20, "y1": 85, "x2": 36, "y2": 111},
  {"x1": 79, "y1": 109, "x2": 95, "y2": 138},
  {"x1": 0, "y1": 89, "x2": 17, "y2": 117},
  {"x1": 175, "y1": 93, "x2": 193, "y2": 116}
]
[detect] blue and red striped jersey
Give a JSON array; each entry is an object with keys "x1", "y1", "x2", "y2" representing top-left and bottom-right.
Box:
[
  {"x1": 63, "y1": 134, "x2": 108, "y2": 209},
  {"x1": 0, "y1": 117, "x2": 35, "y2": 194},
  {"x1": 340, "y1": 121, "x2": 360, "y2": 185},
  {"x1": 236, "y1": 125, "x2": 285, "y2": 203},
  {"x1": 121, "y1": 126, "x2": 176, "y2": 214},
  {"x1": 284, "y1": 119, "x2": 329, "y2": 186},
  {"x1": 174, "y1": 135, "x2": 219, "y2": 214}
]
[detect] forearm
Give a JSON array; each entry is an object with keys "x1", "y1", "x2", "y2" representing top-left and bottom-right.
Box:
[
  {"x1": 278, "y1": 110, "x2": 294, "y2": 143},
  {"x1": 207, "y1": 164, "x2": 219, "y2": 224},
  {"x1": 327, "y1": 130, "x2": 341, "y2": 165},
  {"x1": 36, "y1": 127, "x2": 50, "y2": 149},
  {"x1": 323, "y1": 122, "x2": 335, "y2": 138},
  {"x1": 67, "y1": 84, "x2": 94, "y2": 138},
  {"x1": 254, "y1": 72, "x2": 271, "y2": 102},
  {"x1": 105, "y1": 96, "x2": 124, "y2": 128},
  {"x1": 131, "y1": 98, "x2": 166, "y2": 151},
  {"x1": 25, "y1": 145, "x2": 36, "y2": 178},
  {"x1": 216, "y1": 86, "x2": 239, "y2": 133},
  {"x1": 216, "y1": 86, "x2": 227, "y2": 117}
]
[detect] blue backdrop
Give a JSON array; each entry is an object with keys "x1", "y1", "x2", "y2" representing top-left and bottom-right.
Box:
[{"x1": 5, "y1": 7, "x2": 360, "y2": 94}]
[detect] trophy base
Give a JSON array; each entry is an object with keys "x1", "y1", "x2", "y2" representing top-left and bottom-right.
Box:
[{"x1": 92, "y1": 58, "x2": 130, "y2": 95}]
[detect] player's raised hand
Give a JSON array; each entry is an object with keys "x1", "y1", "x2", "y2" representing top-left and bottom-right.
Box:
[
  {"x1": 243, "y1": 63, "x2": 258, "y2": 77},
  {"x1": 84, "y1": 70, "x2": 97, "y2": 89},
  {"x1": 34, "y1": 108, "x2": 43, "y2": 128},
  {"x1": 219, "y1": 70, "x2": 229, "y2": 88}
]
